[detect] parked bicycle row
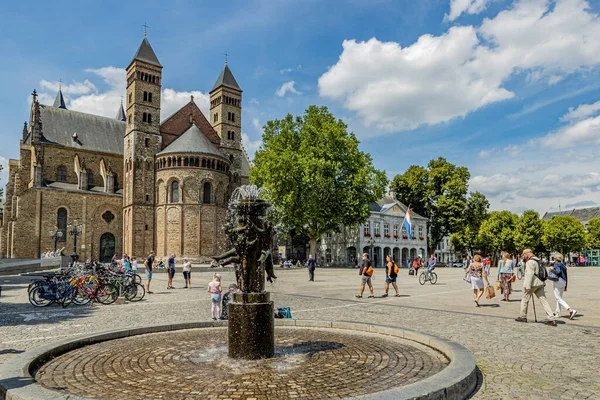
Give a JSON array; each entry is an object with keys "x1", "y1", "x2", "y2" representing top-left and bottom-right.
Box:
[{"x1": 27, "y1": 262, "x2": 145, "y2": 308}]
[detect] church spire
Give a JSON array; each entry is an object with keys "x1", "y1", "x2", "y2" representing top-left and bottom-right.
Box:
[
  {"x1": 53, "y1": 84, "x2": 67, "y2": 109},
  {"x1": 210, "y1": 63, "x2": 242, "y2": 93},
  {"x1": 115, "y1": 99, "x2": 126, "y2": 121},
  {"x1": 130, "y1": 36, "x2": 162, "y2": 67}
]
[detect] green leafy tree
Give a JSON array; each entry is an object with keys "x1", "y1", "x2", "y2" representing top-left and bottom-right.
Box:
[
  {"x1": 450, "y1": 191, "x2": 489, "y2": 255},
  {"x1": 391, "y1": 158, "x2": 470, "y2": 253},
  {"x1": 585, "y1": 218, "x2": 600, "y2": 249},
  {"x1": 251, "y1": 105, "x2": 388, "y2": 256},
  {"x1": 514, "y1": 210, "x2": 544, "y2": 253},
  {"x1": 542, "y1": 216, "x2": 585, "y2": 257},
  {"x1": 477, "y1": 211, "x2": 518, "y2": 255}
]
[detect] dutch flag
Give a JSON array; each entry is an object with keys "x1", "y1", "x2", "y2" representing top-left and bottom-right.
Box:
[{"x1": 403, "y1": 208, "x2": 413, "y2": 240}]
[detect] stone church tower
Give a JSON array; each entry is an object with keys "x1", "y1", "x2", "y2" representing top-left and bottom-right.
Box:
[
  {"x1": 209, "y1": 64, "x2": 244, "y2": 189},
  {"x1": 123, "y1": 35, "x2": 163, "y2": 257}
]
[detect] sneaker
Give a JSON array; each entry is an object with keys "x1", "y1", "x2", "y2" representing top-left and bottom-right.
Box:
[
  {"x1": 515, "y1": 317, "x2": 528, "y2": 323},
  {"x1": 569, "y1": 310, "x2": 577, "y2": 320},
  {"x1": 381, "y1": 293, "x2": 388, "y2": 297},
  {"x1": 543, "y1": 319, "x2": 557, "y2": 326},
  {"x1": 355, "y1": 295, "x2": 362, "y2": 298},
  {"x1": 553, "y1": 313, "x2": 559, "y2": 318},
  {"x1": 367, "y1": 295, "x2": 375, "y2": 298}
]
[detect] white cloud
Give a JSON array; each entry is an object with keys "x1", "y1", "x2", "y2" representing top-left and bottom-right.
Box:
[
  {"x1": 248, "y1": 98, "x2": 259, "y2": 105},
  {"x1": 503, "y1": 144, "x2": 522, "y2": 158},
  {"x1": 561, "y1": 100, "x2": 600, "y2": 121},
  {"x1": 478, "y1": 150, "x2": 490, "y2": 158},
  {"x1": 276, "y1": 81, "x2": 302, "y2": 97},
  {"x1": 38, "y1": 67, "x2": 211, "y2": 122},
  {"x1": 538, "y1": 114, "x2": 600, "y2": 149},
  {"x1": 242, "y1": 132, "x2": 261, "y2": 159},
  {"x1": 251, "y1": 118, "x2": 261, "y2": 131},
  {"x1": 279, "y1": 68, "x2": 293, "y2": 74},
  {"x1": 319, "y1": 0, "x2": 600, "y2": 135},
  {"x1": 445, "y1": 0, "x2": 490, "y2": 22}
]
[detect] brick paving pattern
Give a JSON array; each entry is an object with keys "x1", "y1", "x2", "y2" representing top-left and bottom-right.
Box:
[{"x1": 35, "y1": 327, "x2": 448, "y2": 400}]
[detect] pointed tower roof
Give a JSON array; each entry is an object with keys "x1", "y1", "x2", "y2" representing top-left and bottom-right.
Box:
[
  {"x1": 157, "y1": 124, "x2": 226, "y2": 159},
  {"x1": 53, "y1": 88, "x2": 67, "y2": 109},
  {"x1": 115, "y1": 101, "x2": 126, "y2": 121},
  {"x1": 211, "y1": 64, "x2": 241, "y2": 92},
  {"x1": 130, "y1": 37, "x2": 162, "y2": 67}
]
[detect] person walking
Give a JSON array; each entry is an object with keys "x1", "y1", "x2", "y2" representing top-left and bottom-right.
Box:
[
  {"x1": 207, "y1": 273, "x2": 222, "y2": 320},
  {"x1": 356, "y1": 253, "x2": 374, "y2": 298},
  {"x1": 412, "y1": 257, "x2": 420, "y2": 277},
  {"x1": 307, "y1": 255, "x2": 316, "y2": 281},
  {"x1": 550, "y1": 255, "x2": 577, "y2": 320},
  {"x1": 167, "y1": 253, "x2": 176, "y2": 289},
  {"x1": 515, "y1": 249, "x2": 556, "y2": 326},
  {"x1": 497, "y1": 252, "x2": 514, "y2": 301},
  {"x1": 182, "y1": 258, "x2": 192, "y2": 288},
  {"x1": 144, "y1": 251, "x2": 155, "y2": 294},
  {"x1": 484, "y1": 256, "x2": 491, "y2": 276},
  {"x1": 383, "y1": 255, "x2": 400, "y2": 297},
  {"x1": 466, "y1": 254, "x2": 489, "y2": 307}
]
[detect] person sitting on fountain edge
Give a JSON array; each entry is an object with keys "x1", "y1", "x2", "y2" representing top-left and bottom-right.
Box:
[{"x1": 221, "y1": 283, "x2": 239, "y2": 320}]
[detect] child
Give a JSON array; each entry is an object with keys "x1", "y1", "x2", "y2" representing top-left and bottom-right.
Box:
[
  {"x1": 220, "y1": 283, "x2": 239, "y2": 320},
  {"x1": 207, "y1": 273, "x2": 222, "y2": 320},
  {"x1": 131, "y1": 257, "x2": 138, "y2": 274}
]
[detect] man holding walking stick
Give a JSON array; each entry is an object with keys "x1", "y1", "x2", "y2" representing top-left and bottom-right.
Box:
[{"x1": 515, "y1": 249, "x2": 556, "y2": 326}]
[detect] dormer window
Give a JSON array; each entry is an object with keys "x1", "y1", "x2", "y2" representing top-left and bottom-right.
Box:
[{"x1": 72, "y1": 132, "x2": 78, "y2": 142}]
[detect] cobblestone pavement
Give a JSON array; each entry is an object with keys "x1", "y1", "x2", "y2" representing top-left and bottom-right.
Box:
[
  {"x1": 2, "y1": 267, "x2": 600, "y2": 399},
  {"x1": 36, "y1": 327, "x2": 447, "y2": 400}
]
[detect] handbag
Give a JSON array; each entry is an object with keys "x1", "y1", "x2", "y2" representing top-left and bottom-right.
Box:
[
  {"x1": 510, "y1": 274, "x2": 516, "y2": 283},
  {"x1": 464, "y1": 272, "x2": 472, "y2": 283},
  {"x1": 485, "y1": 285, "x2": 496, "y2": 300},
  {"x1": 495, "y1": 281, "x2": 502, "y2": 291}
]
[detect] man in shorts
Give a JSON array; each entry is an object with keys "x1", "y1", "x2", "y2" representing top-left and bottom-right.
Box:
[
  {"x1": 355, "y1": 253, "x2": 374, "y2": 298},
  {"x1": 145, "y1": 251, "x2": 155, "y2": 294},
  {"x1": 167, "y1": 253, "x2": 176, "y2": 289}
]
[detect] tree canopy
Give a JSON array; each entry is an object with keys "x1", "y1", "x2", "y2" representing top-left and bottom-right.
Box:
[
  {"x1": 251, "y1": 105, "x2": 388, "y2": 255},
  {"x1": 542, "y1": 216, "x2": 585, "y2": 257},
  {"x1": 585, "y1": 218, "x2": 600, "y2": 249},
  {"x1": 477, "y1": 211, "x2": 518, "y2": 254},
  {"x1": 391, "y1": 157, "x2": 470, "y2": 253},
  {"x1": 513, "y1": 210, "x2": 544, "y2": 252}
]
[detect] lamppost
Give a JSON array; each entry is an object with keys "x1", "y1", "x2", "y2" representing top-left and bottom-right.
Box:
[
  {"x1": 67, "y1": 220, "x2": 83, "y2": 264},
  {"x1": 367, "y1": 236, "x2": 375, "y2": 267},
  {"x1": 48, "y1": 226, "x2": 64, "y2": 253}
]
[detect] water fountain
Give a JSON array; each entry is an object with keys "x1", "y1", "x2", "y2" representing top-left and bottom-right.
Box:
[{"x1": 213, "y1": 185, "x2": 277, "y2": 359}]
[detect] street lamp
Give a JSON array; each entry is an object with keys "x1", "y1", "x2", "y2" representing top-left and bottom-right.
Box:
[
  {"x1": 48, "y1": 226, "x2": 64, "y2": 253},
  {"x1": 67, "y1": 220, "x2": 83, "y2": 264},
  {"x1": 367, "y1": 236, "x2": 375, "y2": 267}
]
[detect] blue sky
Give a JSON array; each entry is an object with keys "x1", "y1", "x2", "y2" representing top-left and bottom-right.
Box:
[{"x1": 2, "y1": 0, "x2": 600, "y2": 214}]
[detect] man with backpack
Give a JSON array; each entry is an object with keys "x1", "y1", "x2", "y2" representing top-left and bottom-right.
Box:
[
  {"x1": 383, "y1": 255, "x2": 400, "y2": 297},
  {"x1": 515, "y1": 249, "x2": 556, "y2": 326},
  {"x1": 307, "y1": 255, "x2": 316, "y2": 281},
  {"x1": 355, "y1": 253, "x2": 375, "y2": 298}
]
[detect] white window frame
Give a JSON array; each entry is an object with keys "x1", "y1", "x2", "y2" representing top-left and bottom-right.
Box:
[
  {"x1": 384, "y1": 223, "x2": 389, "y2": 236},
  {"x1": 374, "y1": 223, "x2": 380, "y2": 236},
  {"x1": 363, "y1": 222, "x2": 371, "y2": 235}
]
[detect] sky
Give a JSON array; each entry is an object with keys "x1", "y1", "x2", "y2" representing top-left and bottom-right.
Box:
[{"x1": 2, "y1": 0, "x2": 600, "y2": 215}]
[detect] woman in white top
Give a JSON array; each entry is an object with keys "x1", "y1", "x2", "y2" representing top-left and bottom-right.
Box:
[{"x1": 182, "y1": 258, "x2": 192, "y2": 288}]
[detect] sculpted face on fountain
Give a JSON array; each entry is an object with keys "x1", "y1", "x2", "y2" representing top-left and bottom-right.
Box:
[{"x1": 213, "y1": 185, "x2": 277, "y2": 293}]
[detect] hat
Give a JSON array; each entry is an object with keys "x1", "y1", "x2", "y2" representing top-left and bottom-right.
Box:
[
  {"x1": 216, "y1": 274, "x2": 222, "y2": 279},
  {"x1": 229, "y1": 283, "x2": 238, "y2": 289}
]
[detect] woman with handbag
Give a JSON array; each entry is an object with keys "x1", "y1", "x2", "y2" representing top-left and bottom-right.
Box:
[
  {"x1": 549, "y1": 255, "x2": 577, "y2": 320},
  {"x1": 497, "y1": 251, "x2": 514, "y2": 301},
  {"x1": 465, "y1": 254, "x2": 489, "y2": 307}
]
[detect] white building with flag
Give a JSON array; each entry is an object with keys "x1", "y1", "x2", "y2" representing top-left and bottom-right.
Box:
[{"x1": 318, "y1": 193, "x2": 428, "y2": 268}]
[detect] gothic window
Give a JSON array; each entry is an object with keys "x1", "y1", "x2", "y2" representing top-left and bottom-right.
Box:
[
  {"x1": 57, "y1": 208, "x2": 67, "y2": 242},
  {"x1": 56, "y1": 166, "x2": 67, "y2": 182},
  {"x1": 113, "y1": 173, "x2": 119, "y2": 190},
  {"x1": 203, "y1": 182, "x2": 212, "y2": 204},
  {"x1": 171, "y1": 181, "x2": 179, "y2": 203},
  {"x1": 87, "y1": 170, "x2": 94, "y2": 186}
]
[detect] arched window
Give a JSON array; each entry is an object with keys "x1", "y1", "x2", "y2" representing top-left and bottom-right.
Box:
[
  {"x1": 57, "y1": 208, "x2": 67, "y2": 242},
  {"x1": 143, "y1": 91, "x2": 148, "y2": 101},
  {"x1": 184, "y1": 158, "x2": 189, "y2": 167},
  {"x1": 171, "y1": 181, "x2": 179, "y2": 203},
  {"x1": 148, "y1": 92, "x2": 153, "y2": 102},
  {"x1": 231, "y1": 112, "x2": 235, "y2": 122},
  {"x1": 56, "y1": 166, "x2": 67, "y2": 182},
  {"x1": 213, "y1": 113, "x2": 218, "y2": 123},
  {"x1": 202, "y1": 159, "x2": 207, "y2": 168},
  {"x1": 87, "y1": 170, "x2": 94, "y2": 186},
  {"x1": 203, "y1": 182, "x2": 212, "y2": 204},
  {"x1": 143, "y1": 112, "x2": 147, "y2": 122},
  {"x1": 147, "y1": 114, "x2": 152, "y2": 123}
]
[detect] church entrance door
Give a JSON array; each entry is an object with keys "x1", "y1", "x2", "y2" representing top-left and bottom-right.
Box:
[{"x1": 100, "y1": 233, "x2": 116, "y2": 263}]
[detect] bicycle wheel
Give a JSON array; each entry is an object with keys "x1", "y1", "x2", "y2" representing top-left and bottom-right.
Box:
[
  {"x1": 130, "y1": 283, "x2": 145, "y2": 302},
  {"x1": 123, "y1": 284, "x2": 138, "y2": 301},
  {"x1": 29, "y1": 287, "x2": 53, "y2": 307},
  {"x1": 61, "y1": 288, "x2": 76, "y2": 308},
  {"x1": 418, "y1": 272, "x2": 426, "y2": 285},
  {"x1": 95, "y1": 283, "x2": 119, "y2": 305},
  {"x1": 73, "y1": 287, "x2": 92, "y2": 305},
  {"x1": 134, "y1": 274, "x2": 142, "y2": 284},
  {"x1": 517, "y1": 269, "x2": 523, "y2": 280},
  {"x1": 429, "y1": 272, "x2": 438, "y2": 284}
]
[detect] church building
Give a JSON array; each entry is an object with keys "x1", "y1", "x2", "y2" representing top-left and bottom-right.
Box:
[{"x1": 1, "y1": 35, "x2": 250, "y2": 261}]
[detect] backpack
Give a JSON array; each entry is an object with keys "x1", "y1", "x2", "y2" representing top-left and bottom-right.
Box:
[
  {"x1": 393, "y1": 263, "x2": 399, "y2": 275},
  {"x1": 531, "y1": 258, "x2": 547, "y2": 282}
]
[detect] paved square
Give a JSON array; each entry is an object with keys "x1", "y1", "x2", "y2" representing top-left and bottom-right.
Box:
[{"x1": 1, "y1": 266, "x2": 600, "y2": 399}]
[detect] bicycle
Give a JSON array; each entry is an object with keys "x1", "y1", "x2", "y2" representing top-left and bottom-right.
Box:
[
  {"x1": 419, "y1": 269, "x2": 438, "y2": 285},
  {"x1": 517, "y1": 265, "x2": 524, "y2": 280}
]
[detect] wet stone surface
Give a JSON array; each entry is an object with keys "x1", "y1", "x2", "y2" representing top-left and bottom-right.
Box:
[{"x1": 35, "y1": 327, "x2": 448, "y2": 400}]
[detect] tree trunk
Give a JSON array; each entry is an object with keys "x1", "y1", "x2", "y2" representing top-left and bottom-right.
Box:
[{"x1": 309, "y1": 238, "x2": 317, "y2": 260}]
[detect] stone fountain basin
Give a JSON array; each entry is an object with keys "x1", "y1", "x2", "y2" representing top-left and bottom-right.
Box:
[{"x1": 0, "y1": 320, "x2": 477, "y2": 400}]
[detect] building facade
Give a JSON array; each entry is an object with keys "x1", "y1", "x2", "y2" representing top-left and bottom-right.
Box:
[
  {"x1": 1, "y1": 36, "x2": 250, "y2": 261},
  {"x1": 318, "y1": 195, "x2": 428, "y2": 268}
]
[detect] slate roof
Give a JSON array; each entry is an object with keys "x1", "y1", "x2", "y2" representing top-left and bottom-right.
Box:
[
  {"x1": 370, "y1": 196, "x2": 426, "y2": 220},
  {"x1": 46, "y1": 181, "x2": 123, "y2": 195},
  {"x1": 543, "y1": 207, "x2": 600, "y2": 223},
  {"x1": 35, "y1": 105, "x2": 125, "y2": 155},
  {"x1": 211, "y1": 64, "x2": 241, "y2": 92},
  {"x1": 130, "y1": 37, "x2": 162, "y2": 67},
  {"x1": 115, "y1": 103, "x2": 126, "y2": 121},
  {"x1": 157, "y1": 124, "x2": 227, "y2": 159},
  {"x1": 53, "y1": 89, "x2": 67, "y2": 109}
]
